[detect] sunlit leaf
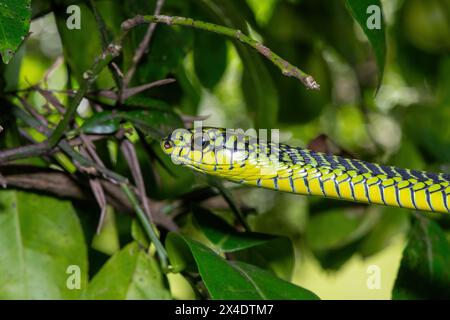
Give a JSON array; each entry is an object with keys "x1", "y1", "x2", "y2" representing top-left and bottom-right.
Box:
[
  {"x1": 84, "y1": 242, "x2": 171, "y2": 299},
  {"x1": 0, "y1": 190, "x2": 87, "y2": 299}
]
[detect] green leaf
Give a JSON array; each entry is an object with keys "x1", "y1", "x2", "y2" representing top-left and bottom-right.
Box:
[
  {"x1": 131, "y1": 218, "x2": 149, "y2": 249},
  {"x1": 166, "y1": 233, "x2": 319, "y2": 300},
  {"x1": 192, "y1": 206, "x2": 294, "y2": 280},
  {"x1": 54, "y1": 3, "x2": 113, "y2": 86},
  {"x1": 192, "y1": 206, "x2": 274, "y2": 252},
  {"x1": 345, "y1": 0, "x2": 386, "y2": 86},
  {"x1": 80, "y1": 110, "x2": 182, "y2": 138},
  {"x1": 91, "y1": 206, "x2": 120, "y2": 256},
  {"x1": 233, "y1": 237, "x2": 295, "y2": 281},
  {"x1": 0, "y1": 0, "x2": 31, "y2": 64},
  {"x1": 81, "y1": 111, "x2": 122, "y2": 134},
  {"x1": 392, "y1": 218, "x2": 450, "y2": 299},
  {"x1": 124, "y1": 110, "x2": 183, "y2": 139},
  {"x1": 0, "y1": 190, "x2": 87, "y2": 299},
  {"x1": 84, "y1": 242, "x2": 171, "y2": 299},
  {"x1": 194, "y1": 31, "x2": 228, "y2": 89}
]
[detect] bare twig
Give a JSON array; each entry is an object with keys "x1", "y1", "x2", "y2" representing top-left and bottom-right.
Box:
[
  {"x1": 79, "y1": 134, "x2": 108, "y2": 233},
  {"x1": 36, "y1": 87, "x2": 66, "y2": 113},
  {"x1": 119, "y1": 137, "x2": 154, "y2": 222},
  {"x1": 123, "y1": 0, "x2": 166, "y2": 89},
  {"x1": 42, "y1": 56, "x2": 64, "y2": 85},
  {"x1": 98, "y1": 78, "x2": 175, "y2": 100},
  {"x1": 0, "y1": 165, "x2": 177, "y2": 230},
  {"x1": 121, "y1": 14, "x2": 320, "y2": 90},
  {"x1": 89, "y1": 178, "x2": 108, "y2": 233}
]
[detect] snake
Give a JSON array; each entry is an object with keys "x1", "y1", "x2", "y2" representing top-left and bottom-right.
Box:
[{"x1": 161, "y1": 127, "x2": 450, "y2": 214}]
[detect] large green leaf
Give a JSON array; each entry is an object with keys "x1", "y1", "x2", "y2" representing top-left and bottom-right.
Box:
[
  {"x1": 392, "y1": 218, "x2": 450, "y2": 299},
  {"x1": 54, "y1": 2, "x2": 113, "y2": 86},
  {"x1": 84, "y1": 242, "x2": 171, "y2": 299},
  {"x1": 193, "y1": 31, "x2": 228, "y2": 89},
  {"x1": 192, "y1": 206, "x2": 294, "y2": 280},
  {"x1": 193, "y1": 206, "x2": 274, "y2": 252},
  {"x1": 345, "y1": 0, "x2": 386, "y2": 86},
  {"x1": 166, "y1": 233, "x2": 318, "y2": 299},
  {"x1": 0, "y1": 0, "x2": 31, "y2": 64},
  {"x1": 0, "y1": 190, "x2": 87, "y2": 299}
]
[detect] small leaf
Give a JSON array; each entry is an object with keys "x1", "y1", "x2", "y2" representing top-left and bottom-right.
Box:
[
  {"x1": 81, "y1": 111, "x2": 122, "y2": 135},
  {"x1": 131, "y1": 218, "x2": 149, "y2": 249},
  {"x1": 345, "y1": 0, "x2": 386, "y2": 87},
  {"x1": 91, "y1": 206, "x2": 120, "y2": 256},
  {"x1": 124, "y1": 110, "x2": 182, "y2": 139},
  {"x1": 0, "y1": 0, "x2": 31, "y2": 64},
  {"x1": 80, "y1": 109, "x2": 182, "y2": 138},
  {"x1": 166, "y1": 233, "x2": 319, "y2": 300},
  {"x1": 85, "y1": 242, "x2": 171, "y2": 299},
  {"x1": 392, "y1": 217, "x2": 450, "y2": 299}
]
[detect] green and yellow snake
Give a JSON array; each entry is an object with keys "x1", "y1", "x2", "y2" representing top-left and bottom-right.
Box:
[{"x1": 161, "y1": 127, "x2": 450, "y2": 214}]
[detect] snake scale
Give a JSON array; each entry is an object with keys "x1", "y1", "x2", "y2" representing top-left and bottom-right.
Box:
[{"x1": 161, "y1": 127, "x2": 450, "y2": 214}]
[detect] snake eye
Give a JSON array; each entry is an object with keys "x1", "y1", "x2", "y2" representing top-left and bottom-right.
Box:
[{"x1": 163, "y1": 141, "x2": 172, "y2": 149}]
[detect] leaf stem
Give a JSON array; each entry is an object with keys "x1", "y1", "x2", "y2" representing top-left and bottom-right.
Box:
[
  {"x1": 121, "y1": 183, "x2": 168, "y2": 270},
  {"x1": 121, "y1": 14, "x2": 320, "y2": 90}
]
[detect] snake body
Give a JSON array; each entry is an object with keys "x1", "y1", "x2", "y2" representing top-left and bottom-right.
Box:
[{"x1": 161, "y1": 127, "x2": 450, "y2": 214}]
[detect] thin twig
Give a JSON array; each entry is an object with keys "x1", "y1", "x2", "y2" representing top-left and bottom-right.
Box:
[
  {"x1": 123, "y1": 0, "x2": 166, "y2": 89},
  {"x1": 79, "y1": 134, "x2": 109, "y2": 233},
  {"x1": 121, "y1": 14, "x2": 320, "y2": 90},
  {"x1": 98, "y1": 78, "x2": 175, "y2": 100},
  {"x1": 119, "y1": 137, "x2": 154, "y2": 223},
  {"x1": 42, "y1": 56, "x2": 64, "y2": 86}
]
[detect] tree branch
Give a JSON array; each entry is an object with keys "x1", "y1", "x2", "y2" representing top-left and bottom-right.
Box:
[
  {"x1": 47, "y1": 43, "x2": 122, "y2": 148},
  {"x1": 121, "y1": 14, "x2": 320, "y2": 90}
]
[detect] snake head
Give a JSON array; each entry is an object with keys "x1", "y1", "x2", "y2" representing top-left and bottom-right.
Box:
[{"x1": 161, "y1": 127, "x2": 253, "y2": 172}]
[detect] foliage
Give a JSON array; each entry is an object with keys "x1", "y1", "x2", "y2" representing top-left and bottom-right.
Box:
[{"x1": 0, "y1": 0, "x2": 449, "y2": 300}]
